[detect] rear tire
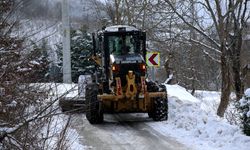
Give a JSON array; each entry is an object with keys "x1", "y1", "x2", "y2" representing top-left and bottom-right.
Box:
[
  {"x1": 147, "y1": 81, "x2": 168, "y2": 121},
  {"x1": 85, "y1": 83, "x2": 103, "y2": 124},
  {"x1": 147, "y1": 81, "x2": 158, "y2": 118},
  {"x1": 152, "y1": 97, "x2": 168, "y2": 121}
]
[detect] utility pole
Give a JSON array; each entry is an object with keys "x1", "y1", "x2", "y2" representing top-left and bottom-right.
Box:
[{"x1": 62, "y1": 0, "x2": 72, "y2": 83}]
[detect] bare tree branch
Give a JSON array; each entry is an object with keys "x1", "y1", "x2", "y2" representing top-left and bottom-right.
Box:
[
  {"x1": 189, "y1": 38, "x2": 221, "y2": 54},
  {"x1": 202, "y1": 49, "x2": 221, "y2": 64},
  {"x1": 204, "y1": 0, "x2": 220, "y2": 35},
  {"x1": 164, "y1": 0, "x2": 221, "y2": 49},
  {"x1": 0, "y1": 84, "x2": 77, "y2": 142}
]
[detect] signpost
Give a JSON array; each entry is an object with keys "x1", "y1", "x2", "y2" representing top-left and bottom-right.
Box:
[{"x1": 146, "y1": 52, "x2": 160, "y2": 81}]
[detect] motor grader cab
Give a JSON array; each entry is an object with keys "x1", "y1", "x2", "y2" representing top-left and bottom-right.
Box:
[{"x1": 85, "y1": 25, "x2": 168, "y2": 124}]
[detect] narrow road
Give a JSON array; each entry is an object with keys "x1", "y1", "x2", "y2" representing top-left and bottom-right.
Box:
[{"x1": 71, "y1": 113, "x2": 191, "y2": 150}]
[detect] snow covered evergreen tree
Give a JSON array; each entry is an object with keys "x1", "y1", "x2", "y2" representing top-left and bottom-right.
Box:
[
  {"x1": 57, "y1": 26, "x2": 94, "y2": 83},
  {"x1": 240, "y1": 88, "x2": 250, "y2": 136}
]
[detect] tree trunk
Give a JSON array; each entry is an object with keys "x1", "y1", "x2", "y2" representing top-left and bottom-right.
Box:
[
  {"x1": 217, "y1": 50, "x2": 231, "y2": 117},
  {"x1": 232, "y1": 34, "x2": 244, "y2": 100},
  {"x1": 232, "y1": 58, "x2": 244, "y2": 100},
  {"x1": 115, "y1": 0, "x2": 121, "y2": 24}
]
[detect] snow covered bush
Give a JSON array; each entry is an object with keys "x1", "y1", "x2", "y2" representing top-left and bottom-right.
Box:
[{"x1": 239, "y1": 88, "x2": 250, "y2": 136}]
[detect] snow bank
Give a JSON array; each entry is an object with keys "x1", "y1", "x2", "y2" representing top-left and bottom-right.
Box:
[
  {"x1": 194, "y1": 90, "x2": 221, "y2": 114},
  {"x1": 147, "y1": 84, "x2": 250, "y2": 150},
  {"x1": 165, "y1": 84, "x2": 200, "y2": 103}
]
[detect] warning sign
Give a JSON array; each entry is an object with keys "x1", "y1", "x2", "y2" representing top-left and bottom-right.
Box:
[{"x1": 146, "y1": 52, "x2": 160, "y2": 67}]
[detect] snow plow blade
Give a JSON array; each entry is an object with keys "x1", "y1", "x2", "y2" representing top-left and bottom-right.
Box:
[
  {"x1": 97, "y1": 92, "x2": 166, "y2": 101},
  {"x1": 59, "y1": 97, "x2": 86, "y2": 113}
]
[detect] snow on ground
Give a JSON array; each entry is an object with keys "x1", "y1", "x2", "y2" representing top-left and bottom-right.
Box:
[
  {"x1": 39, "y1": 83, "x2": 84, "y2": 149},
  {"x1": 194, "y1": 90, "x2": 221, "y2": 113},
  {"x1": 43, "y1": 114, "x2": 86, "y2": 150},
  {"x1": 166, "y1": 84, "x2": 199, "y2": 103},
  {"x1": 49, "y1": 83, "x2": 78, "y2": 98},
  {"x1": 50, "y1": 83, "x2": 250, "y2": 149},
  {"x1": 146, "y1": 84, "x2": 250, "y2": 150}
]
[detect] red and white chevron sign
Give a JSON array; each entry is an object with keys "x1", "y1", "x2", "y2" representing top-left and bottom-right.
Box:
[{"x1": 146, "y1": 52, "x2": 160, "y2": 67}]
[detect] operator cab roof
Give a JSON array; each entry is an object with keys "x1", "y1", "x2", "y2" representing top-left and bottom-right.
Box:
[{"x1": 104, "y1": 25, "x2": 139, "y2": 32}]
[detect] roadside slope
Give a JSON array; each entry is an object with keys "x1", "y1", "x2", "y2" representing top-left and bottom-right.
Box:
[{"x1": 146, "y1": 84, "x2": 250, "y2": 150}]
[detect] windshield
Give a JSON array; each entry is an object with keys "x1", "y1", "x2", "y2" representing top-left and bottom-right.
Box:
[{"x1": 108, "y1": 35, "x2": 140, "y2": 55}]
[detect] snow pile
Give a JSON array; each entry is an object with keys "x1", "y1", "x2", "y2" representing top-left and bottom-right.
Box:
[
  {"x1": 148, "y1": 84, "x2": 250, "y2": 150},
  {"x1": 194, "y1": 90, "x2": 221, "y2": 114},
  {"x1": 165, "y1": 84, "x2": 199, "y2": 103}
]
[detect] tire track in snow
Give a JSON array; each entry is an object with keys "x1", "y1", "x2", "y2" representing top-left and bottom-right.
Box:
[{"x1": 71, "y1": 113, "x2": 191, "y2": 150}]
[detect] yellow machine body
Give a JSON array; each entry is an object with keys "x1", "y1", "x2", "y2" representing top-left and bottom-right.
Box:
[{"x1": 97, "y1": 71, "x2": 166, "y2": 113}]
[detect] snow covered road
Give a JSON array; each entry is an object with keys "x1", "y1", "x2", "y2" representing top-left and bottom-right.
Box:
[
  {"x1": 70, "y1": 113, "x2": 191, "y2": 150},
  {"x1": 55, "y1": 83, "x2": 250, "y2": 150}
]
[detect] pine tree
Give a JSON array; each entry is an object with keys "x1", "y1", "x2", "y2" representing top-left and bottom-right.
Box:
[
  {"x1": 57, "y1": 26, "x2": 94, "y2": 83},
  {"x1": 239, "y1": 89, "x2": 250, "y2": 136}
]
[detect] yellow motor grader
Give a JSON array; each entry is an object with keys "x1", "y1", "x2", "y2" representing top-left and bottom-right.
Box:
[{"x1": 85, "y1": 25, "x2": 168, "y2": 124}]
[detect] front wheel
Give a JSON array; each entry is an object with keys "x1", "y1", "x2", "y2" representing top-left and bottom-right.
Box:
[
  {"x1": 151, "y1": 96, "x2": 168, "y2": 121},
  {"x1": 85, "y1": 83, "x2": 103, "y2": 124},
  {"x1": 147, "y1": 82, "x2": 168, "y2": 121}
]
